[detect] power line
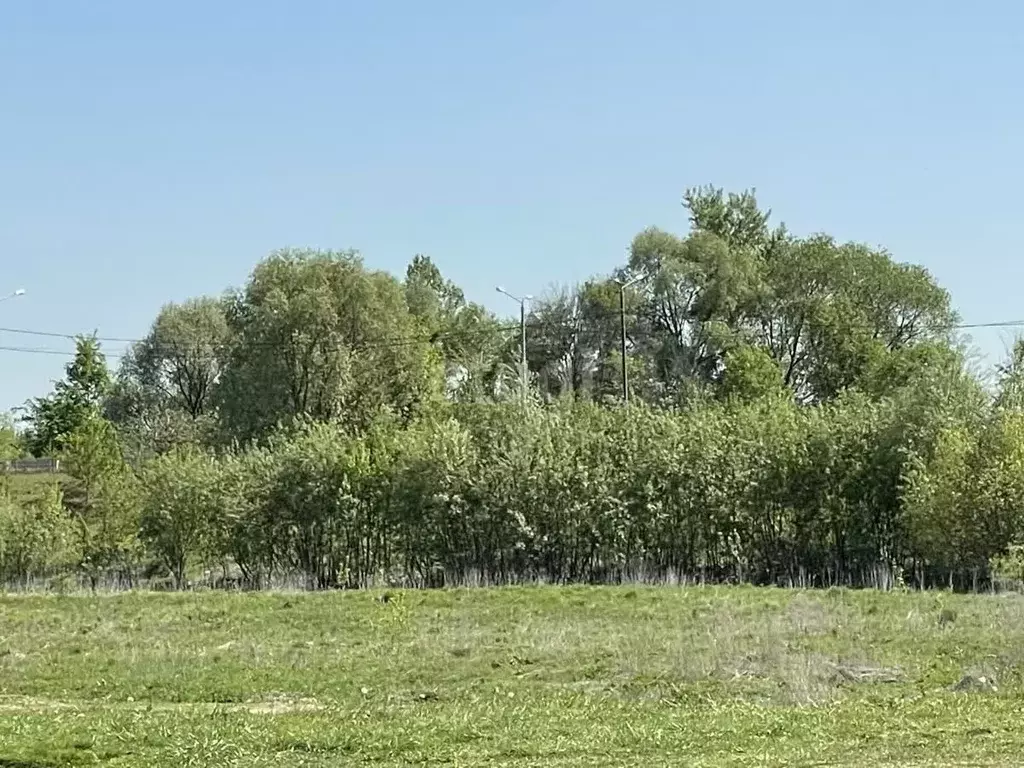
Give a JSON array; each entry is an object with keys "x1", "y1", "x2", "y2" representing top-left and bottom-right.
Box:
[
  {"x1": 0, "y1": 315, "x2": 1022, "y2": 361},
  {"x1": 0, "y1": 324, "x2": 526, "y2": 360},
  {"x1": 0, "y1": 327, "x2": 138, "y2": 343},
  {"x1": 0, "y1": 345, "x2": 80, "y2": 357},
  {"x1": 1, "y1": 307, "x2": 1021, "y2": 348},
  {"x1": 955, "y1": 320, "x2": 1024, "y2": 329},
  {"x1": 0, "y1": 325, "x2": 517, "y2": 347}
]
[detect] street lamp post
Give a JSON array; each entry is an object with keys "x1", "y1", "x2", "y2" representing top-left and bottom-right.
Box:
[
  {"x1": 612, "y1": 273, "x2": 648, "y2": 406},
  {"x1": 0, "y1": 289, "x2": 25, "y2": 304},
  {"x1": 496, "y1": 286, "x2": 532, "y2": 403}
]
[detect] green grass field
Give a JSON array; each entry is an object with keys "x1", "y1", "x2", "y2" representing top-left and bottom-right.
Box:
[{"x1": 1, "y1": 585, "x2": 1022, "y2": 766}]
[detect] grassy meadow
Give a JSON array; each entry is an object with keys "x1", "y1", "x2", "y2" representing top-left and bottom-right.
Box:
[{"x1": 0, "y1": 585, "x2": 1022, "y2": 766}]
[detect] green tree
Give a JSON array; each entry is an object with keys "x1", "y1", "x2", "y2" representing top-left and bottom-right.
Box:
[
  {"x1": 405, "y1": 254, "x2": 466, "y2": 328},
  {"x1": 61, "y1": 413, "x2": 140, "y2": 588},
  {"x1": 995, "y1": 338, "x2": 1024, "y2": 411},
  {"x1": 215, "y1": 249, "x2": 443, "y2": 443},
  {"x1": 0, "y1": 480, "x2": 74, "y2": 586},
  {"x1": 105, "y1": 376, "x2": 210, "y2": 463},
  {"x1": 775, "y1": 239, "x2": 955, "y2": 401},
  {"x1": 139, "y1": 447, "x2": 221, "y2": 588},
  {"x1": 621, "y1": 187, "x2": 955, "y2": 405},
  {"x1": 0, "y1": 413, "x2": 23, "y2": 461},
  {"x1": 391, "y1": 414, "x2": 481, "y2": 583},
  {"x1": 206, "y1": 448, "x2": 276, "y2": 588},
  {"x1": 524, "y1": 287, "x2": 603, "y2": 401},
  {"x1": 23, "y1": 335, "x2": 111, "y2": 456},
  {"x1": 124, "y1": 297, "x2": 230, "y2": 420},
  {"x1": 905, "y1": 415, "x2": 1024, "y2": 589},
  {"x1": 719, "y1": 345, "x2": 787, "y2": 404},
  {"x1": 405, "y1": 254, "x2": 507, "y2": 403},
  {"x1": 263, "y1": 420, "x2": 395, "y2": 589},
  {"x1": 626, "y1": 228, "x2": 743, "y2": 401},
  {"x1": 109, "y1": 298, "x2": 230, "y2": 459}
]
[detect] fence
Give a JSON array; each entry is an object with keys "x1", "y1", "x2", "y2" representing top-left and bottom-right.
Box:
[{"x1": 1, "y1": 458, "x2": 61, "y2": 474}]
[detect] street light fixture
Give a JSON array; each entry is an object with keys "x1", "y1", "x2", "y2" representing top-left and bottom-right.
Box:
[
  {"x1": 496, "y1": 286, "x2": 532, "y2": 403},
  {"x1": 612, "y1": 272, "x2": 649, "y2": 406},
  {"x1": 0, "y1": 289, "x2": 25, "y2": 303}
]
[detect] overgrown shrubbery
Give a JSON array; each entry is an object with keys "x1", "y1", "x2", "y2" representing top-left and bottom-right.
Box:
[
  {"x1": 10, "y1": 365, "x2": 1024, "y2": 592},
  {"x1": 11, "y1": 187, "x2": 1024, "y2": 592},
  {"x1": 63, "y1": 384, "x2": 1017, "y2": 592},
  {"x1": 0, "y1": 480, "x2": 74, "y2": 585}
]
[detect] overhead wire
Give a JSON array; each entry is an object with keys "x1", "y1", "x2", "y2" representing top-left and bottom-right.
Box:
[
  {"x1": 0, "y1": 323, "x2": 527, "y2": 360},
  {"x1": 0, "y1": 313, "x2": 1021, "y2": 361}
]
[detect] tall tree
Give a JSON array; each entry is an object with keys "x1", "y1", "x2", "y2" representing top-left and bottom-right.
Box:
[
  {"x1": 108, "y1": 297, "x2": 230, "y2": 458},
  {"x1": 759, "y1": 237, "x2": 955, "y2": 402},
  {"x1": 22, "y1": 335, "x2": 110, "y2": 456},
  {"x1": 122, "y1": 297, "x2": 230, "y2": 420},
  {"x1": 621, "y1": 187, "x2": 956, "y2": 405},
  {"x1": 626, "y1": 227, "x2": 753, "y2": 402},
  {"x1": 525, "y1": 287, "x2": 597, "y2": 400},
  {"x1": 215, "y1": 249, "x2": 444, "y2": 443},
  {"x1": 61, "y1": 413, "x2": 140, "y2": 589},
  {"x1": 523, "y1": 282, "x2": 629, "y2": 402},
  {"x1": 405, "y1": 255, "x2": 507, "y2": 402},
  {"x1": 995, "y1": 339, "x2": 1024, "y2": 411}
]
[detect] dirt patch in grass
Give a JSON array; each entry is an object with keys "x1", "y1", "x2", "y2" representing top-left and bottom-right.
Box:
[
  {"x1": 244, "y1": 694, "x2": 324, "y2": 714},
  {"x1": 0, "y1": 695, "x2": 325, "y2": 716},
  {"x1": 0, "y1": 697, "x2": 78, "y2": 714}
]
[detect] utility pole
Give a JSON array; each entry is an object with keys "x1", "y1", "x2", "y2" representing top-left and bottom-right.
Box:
[
  {"x1": 496, "y1": 286, "x2": 532, "y2": 403},
  {"x1": 619, "y1": 285, "x2": 628, "y2": 404},
  {"x1": 613, "y1": 273, "x2": 648, "y2": 406},
  {"x1": 520, "y1": 299, "x2": 527, "y2": 400}
]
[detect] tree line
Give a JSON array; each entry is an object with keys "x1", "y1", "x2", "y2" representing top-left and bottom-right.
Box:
[{"x1": 1, "y1": 185, "x2": 1020, "y2": 591}]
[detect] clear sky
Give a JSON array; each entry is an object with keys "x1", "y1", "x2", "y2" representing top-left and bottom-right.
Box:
[{"x1": 2, "y1": 1, "x2": 1023, "y2": 412}]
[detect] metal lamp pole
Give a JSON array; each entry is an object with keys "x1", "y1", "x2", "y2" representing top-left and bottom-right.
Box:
[
  {"x1": 612, "y1": 273, "x2": 648, "y2": 406},
  {"x1": 496, "y1": 286, "x2": 532, "y2": 403}
]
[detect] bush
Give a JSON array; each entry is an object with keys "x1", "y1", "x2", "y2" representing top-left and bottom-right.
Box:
[
  {"x1": 0, "y1": 481, "x2": 76, "y2": 586},
  {"x1": 990, "y1": 545, "x2": 1024, "y2": 592}
]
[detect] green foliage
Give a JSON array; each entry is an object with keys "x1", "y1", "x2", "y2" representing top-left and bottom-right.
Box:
[
  {"x1": 139, "y1": 447, "x2": 222, "y2": 588},
  {"x1": 0, "y1": 479, "x2": 74, "y2": 584},
  {"x1": 206, "y1": 448, "x2": 276, "y2": 588},
  {"x1": 995, "y1": 338, "x2": 1024, "y2": 411},
  {"x1": 215, "y1": 249, "x2": 444, "y2": 444},
  {"x1": 990, "y1": 544, "x2": 1024, "y2": 590},
  {"x1": 904, "y1": 408, "x2": 1024, "y2": 586},
  {"x1": 5, "y1": 369, "x2": 1004, "y2": 591},
  {"x1": 264, "y1": 418, "x2": 398, "y2": 588},
  {"x1": 107, "y1": 297, "x2": 229, "y2": 460},
  {"x1": 6, "y1": 186, "x2": 1021, "y2": 592},
  {"x1": 619, "y1": 194, "x2": 956, "y2": 405},
  {"x1": 392, "y1": 414, "x2": 482, "y2": 583},
  {"x1": 405, "y1": 254, "x2": 465, "y2": 328},
  {"x1": 719, "y1": 345, "x2": 787, "y2": 403},
  {"x1": 23, "y1": 335, "x2": 111, "y2": 456},
  {"x1": 0, "y1": 412, "x2": 23, "y2": 460},
  {"x1": 405, "y1": 254, "x2": 507, "y2": 403},
  {"x1": 61, "y1": 413, "x2": 141, "y2": 586},
  {"x1": 125, "y1": 297, "x2": 230, "y2": 419}
]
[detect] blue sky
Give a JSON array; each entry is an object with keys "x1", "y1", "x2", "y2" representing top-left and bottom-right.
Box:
[{"x1": 2, "y1": 0, "x2": 1023, "y2": 411}]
